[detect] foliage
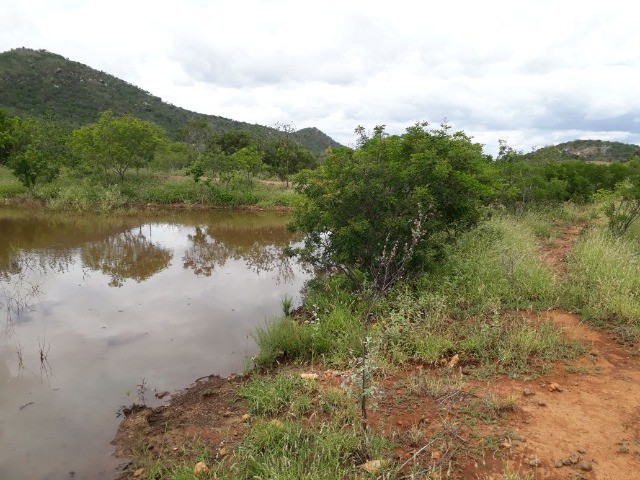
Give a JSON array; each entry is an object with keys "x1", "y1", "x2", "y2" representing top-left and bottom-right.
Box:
[
  {"x1": 524, "y1": 139, "x2": 640, "y2": 164},
  {"x1": 70, "y1": 111, "x2": 164, "y2": 180},
  {"x1": 0, "y1": 48, "x2": 341, "y2": 154},
  {"x1": 0, "y1": 108, "x2": 21, "y2": 165},
  {"x1": 604, "y1": 158, "x2": 640, "y2": 235},
  {"x1": 290, "y1": 123, "x2": 493, "y2": 292},
  {"x1": 565, "y1": 226, "x2": 640, "y2": 329},
  {"x1": 6, "y1": 115, "x2": 70, "y2": 189},
  {"x1": 263, "y1": 123, "x2": 317, "y2": 186}
]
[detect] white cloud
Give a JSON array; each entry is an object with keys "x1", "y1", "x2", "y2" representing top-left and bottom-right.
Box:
[{"x1": 2, "y1": 0, "x2": 640, "y2": 155}]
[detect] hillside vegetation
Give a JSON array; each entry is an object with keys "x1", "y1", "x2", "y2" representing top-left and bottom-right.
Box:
[
  {"x1": 525, "y1": 139, "x2": 640, "y2": 163},
  {"x1": 0, "y1": 48, "x2": 341, "y2": 154}
]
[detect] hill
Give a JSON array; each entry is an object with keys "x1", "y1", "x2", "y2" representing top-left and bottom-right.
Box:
[
  {"x1": 525, "y1": 139, "x2": 640, "y2": 163},
  {"x1": 0, "y1": 48, "x2": 342, "y2": 154}
]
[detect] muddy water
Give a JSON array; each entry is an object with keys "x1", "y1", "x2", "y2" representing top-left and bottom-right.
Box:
[{"x1": 0, "y1": 207, "x2": 307, "y2": 479}]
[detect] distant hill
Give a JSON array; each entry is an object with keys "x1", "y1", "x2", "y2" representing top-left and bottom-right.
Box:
[
  {"x1": 0, "y1": 48, "x2": 342, "y2": 154},
  {"x1": 525, "y1": 139, "x2": 640, "y2": 163}
]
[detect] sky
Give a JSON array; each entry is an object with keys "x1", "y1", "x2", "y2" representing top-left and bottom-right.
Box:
[{"x1": 1, "y1": 0, "x2": 639, "y2": 155}]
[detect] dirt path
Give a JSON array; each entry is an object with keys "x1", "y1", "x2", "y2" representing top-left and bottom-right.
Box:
[{"x1": 488, "y1": 223, "x2": 640, "y2": 479}]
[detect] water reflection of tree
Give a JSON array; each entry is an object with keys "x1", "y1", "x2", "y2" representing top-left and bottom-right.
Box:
[
  {"x1": 81, "y1": 230, "x2": 172, "y2": 287},
  {"x1": 182, "y1": 226, "x2": 294, "y2": 283}
]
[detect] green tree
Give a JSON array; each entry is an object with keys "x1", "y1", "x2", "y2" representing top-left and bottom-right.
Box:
[
  {"x1": 289, "y1": 123, "x2": 493, "y2": 292},
  {"x1": 6, "y1": 116, "x2": 70, "y2": 189},
  {"x1": 263, "y1": 123, "x2": 316, "y2": 187},
  {"x1": 208, "y1": 130, "x2": 256, "y2": 155},
  {"x1": 0, "y1": 109, "x2": 20, "y2": 165},
  {"x1": 70, "y1": 111, "x2": 164, "y2": 180}
]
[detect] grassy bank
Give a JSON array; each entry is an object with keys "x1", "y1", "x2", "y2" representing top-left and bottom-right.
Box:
[
  {"x1": 0, "y1": 166, "x2": 301, "y2": 211},
  {"x1": 119, "y1": 209, "x2": 596, "y2": 480}
]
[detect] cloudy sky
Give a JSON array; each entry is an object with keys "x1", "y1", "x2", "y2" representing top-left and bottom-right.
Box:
[{"x1": 1, "y1": 0, "x2": 639, "y2": 155}]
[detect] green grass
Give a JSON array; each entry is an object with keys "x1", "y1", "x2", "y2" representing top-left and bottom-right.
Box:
[
  {"x1": 3, "y1": 169, "x2": 302, "y2": 211},
  {"x1": 564, "y1": 226, "x2": 640, "y2": 333},
  {"x1": 254, "y1": 214, "x2": 582, "y2": 377},
  {"x1": 418, "y1": 215, "x2": 559, "y2": 316},
  {"x1": 0, "y1": 166, "x2": 27, "y2": 197}
]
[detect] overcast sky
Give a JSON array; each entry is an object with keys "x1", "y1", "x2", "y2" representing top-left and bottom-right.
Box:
[{"x1": 2, "y1": 0, "x2": 639, "y2": 155}]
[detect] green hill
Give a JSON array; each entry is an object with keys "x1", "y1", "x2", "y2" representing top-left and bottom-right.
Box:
[
  {"x1": 525, "y1": 139, "x2": 640, "y2": 163},
  {"x1": 0, "y1": 48, "x2": 342, "y2": 154}
]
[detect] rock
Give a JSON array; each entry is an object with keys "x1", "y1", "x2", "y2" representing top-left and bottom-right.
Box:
[
  {"x1": 241, "y1": 413, "x2": 251, "y2": 421},
  {"x1": 548, "y1": 383, "x2": 562, "y2": 392},
  {"x1": 358, "y1": 459, "x2": 389, "y2": 474},
  {"x1": 563, "y1": 452, "x2": 580, "y2": 465},
  {"x1": 580, "y1": 461, "x2": 592, "y2": 472},
  {"x1": 431, "y1": 450, "x2": 442, "y2": 460},
  {"x1": 537, "y1": 400, "x2": 547, "y2": 407},
  {"x1": 448, "y1": 354, "x2": 460, "y2": 369},
  {"x1": 193, "y1": 461, "x2": 209, "y2": 476},
  {"x1": 523, "y1": 388, "x2": 535, "y2": 397},
  {"x1": 577, "y1": 448, "x2": 586, "y2": 454},
  {"x1": 300, "y1": 373, "x2": 319, "y2": 380},
  {"x1": 219, "y1": 447, "x2": 228, "y2": 457},
  {"x1": 554, "y1": 460, "x2": 564, "y2": 468},
  {"x1": 133, "y1": 468, "x2": 145, "y2": 477},
  {"x1": 527, "y1": 456, "x2": 541, "y2": 467}
]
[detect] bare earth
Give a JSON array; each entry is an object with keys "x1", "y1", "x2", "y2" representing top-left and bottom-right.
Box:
[{"x1": 113, "y1": 223, "x2": 640, "y2": 479}]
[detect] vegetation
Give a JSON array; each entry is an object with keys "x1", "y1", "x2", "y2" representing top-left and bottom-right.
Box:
[
  {"x1": 3, "y1": 49, "x2": 640, "y2": 477},
  {"x1": 291, "y1": 123, "x2": 493, "y2": 292},
  {"x1": 0, "y1": 48, "x2": 341, "y2": 154}
]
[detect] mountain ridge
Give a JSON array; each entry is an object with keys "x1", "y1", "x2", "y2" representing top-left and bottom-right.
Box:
[{"x1": 0, "y1": 47, "x2": 342, "y2": 154}]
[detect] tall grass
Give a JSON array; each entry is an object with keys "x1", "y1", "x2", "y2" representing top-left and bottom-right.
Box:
[
  {"x1": 565, "y1": 226, "x2": 640, "y2": 329},
  {"x1": 419, "y1": 215, "x2": 558, "y2": 315},
  {"x1": 255, "y1": 214, "x2": 579, "y2": 376}
]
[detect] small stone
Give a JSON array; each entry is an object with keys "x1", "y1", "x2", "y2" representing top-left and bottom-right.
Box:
[
  {"x1": 300, "y1": 373, "x2": 319, "y2": 380},
  {"x1": 523, "y1": 388, "x2": 535, "y2": 397},
  {"x1": 577, "y1": 448, "x2": 586, "y2": 454},
  {"x1": 133, "y1": 468, "x2": 145, "y2": 477},
  {"x1": 579, "y1": 461, "x2": 592, "y2": 472},
  {"x1": 219, "y1": 447, "x2": 228, "y2": 457},
  {"x1": 358, "y1": 459, "x2": 389, "y2": 474},
  {"x1": 554, "y1": 460, "x2": 564, "y2": 468},
  {"x1": 431, "y1": 450, "x2": 442, "y2": 460},
  {"x1": 241, "y1": 413, "x2": 251, "y2": 421},
  {"x1": 527, "y1": 457, "x2": 541, "y2": 467},
  {"x1": 448, "y1": 354, "x2": 460, "y2": 368},
  {"x1": 500, "y1": 439, "x2": 512, "y2": 448},
  {"x1": 537, "y1": 400, "x2": 547, "y2": 407},
  {"x1": 193, "y1": 461, "x2": 209, "y2": 476},
  {"x1": 548, "y1": 383, "x2": 562, "y2": 392}
]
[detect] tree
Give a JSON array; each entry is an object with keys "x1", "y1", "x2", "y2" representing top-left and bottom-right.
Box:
[
  {"x1": 0, "y1": 108, "x2": 20, "y2": 165},
  {"x1": 70, "y1": 111, "x2": 164, "y2": 180},
  {"x1": 6, "y1": 116, "x2": 70, "y2": 189},
  {"x1": 289, "y1": 122, "x2": 493, "y2": 292},
  {"x1": 263, "y1": 123, "x2": 316, "y2": 187}
]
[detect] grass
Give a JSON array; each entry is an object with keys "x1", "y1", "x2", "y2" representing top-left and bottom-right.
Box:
[
  {"x1": 0, "y1": 166, "x2": 27, "y2": 198},
  {"x1": 0, "y1": 167, "x2": 301, "y2": 211},
  {"x1": 564, "y1": 225, "x2": 640, "y2": 335}
]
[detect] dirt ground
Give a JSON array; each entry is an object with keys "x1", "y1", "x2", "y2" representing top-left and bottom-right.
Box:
[{"x1": 113, "y1": 223, "x2": 640, "y2": 479}]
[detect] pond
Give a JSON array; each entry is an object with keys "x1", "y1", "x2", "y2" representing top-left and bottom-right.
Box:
[{"x1": 0, "y1": 207, "x2": 307, "y2": 479}]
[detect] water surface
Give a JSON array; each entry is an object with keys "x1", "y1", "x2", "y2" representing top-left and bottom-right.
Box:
[{"x1": 0, "y1": 207, "x2": 306, "y2": 479}]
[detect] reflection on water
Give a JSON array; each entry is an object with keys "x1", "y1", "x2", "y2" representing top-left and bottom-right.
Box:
[{"x1": 0, "y1": 207, "x2": 306, "y2": 480}]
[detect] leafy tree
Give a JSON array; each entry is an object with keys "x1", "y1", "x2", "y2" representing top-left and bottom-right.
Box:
[
  {"x1": 70, "y1": 111, "x2": 164, "y2": 180},
  {"x1": 263, "y1": 123, "x2": 316, "y2": 187},
  {"x1": 0, "y1": 108, "x2": 20, "y2": 165},
  {"x1": 208, "y1": 130, "x2": 255, "y2": 155},
  {"x1": 289, "y1": 123, "x2": 493, "y2": 292},
  {"x1": 177, "y1": 118, "x2": 213, "y2": 154},
  {"x1": 6, "y1": 116, "x2": 70, "y2": 189}
]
